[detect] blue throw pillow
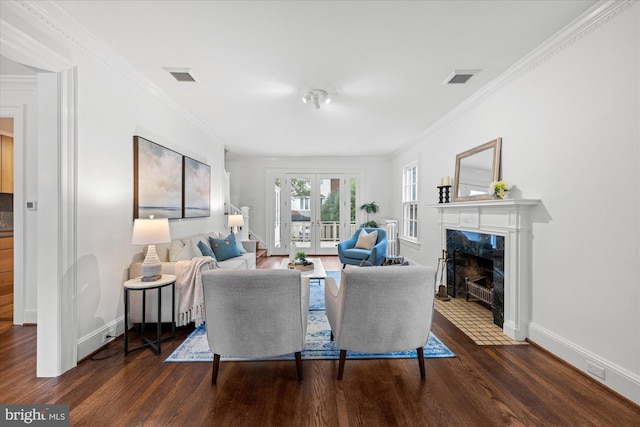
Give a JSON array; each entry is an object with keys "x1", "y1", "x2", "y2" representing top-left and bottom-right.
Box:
[
  {"x1": 197, "y1": 240, "x2": 217, "y2": 261},
  {"x1": 209, "y1": 234, "x2": 241, "y2": 262}
]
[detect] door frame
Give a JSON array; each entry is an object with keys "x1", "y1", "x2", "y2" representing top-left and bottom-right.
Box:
[
  {"x1": 266, "y1": 168, "x2": 363, "y2": 256},
  {"x1": 1, "y1": 8, "x2": 78, "y2": 377}
]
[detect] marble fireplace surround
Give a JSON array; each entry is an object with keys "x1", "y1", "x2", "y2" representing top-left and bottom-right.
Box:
[{"x1": 433, "y1": 199, "x2": 539, "y2": 341}]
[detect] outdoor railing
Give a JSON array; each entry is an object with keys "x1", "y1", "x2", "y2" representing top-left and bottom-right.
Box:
[{"x1": 290, "y1": 221, "x2": 357, "y2": 243}]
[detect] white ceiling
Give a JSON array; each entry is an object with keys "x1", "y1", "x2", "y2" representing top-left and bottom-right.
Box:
[{"x1": 52, "y1": 0, "x2": 597, "y2": 157}]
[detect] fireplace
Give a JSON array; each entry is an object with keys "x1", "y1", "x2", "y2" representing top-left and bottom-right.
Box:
[
  {"x1": 447, "y1": 230, "x2": 505, "y2": 327},
  {"x1": 433, "y1": 199, "x2": 539, "y2": 341}
]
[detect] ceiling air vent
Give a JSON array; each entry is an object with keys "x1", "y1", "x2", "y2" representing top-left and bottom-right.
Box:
[
  {"x1": 443, "y1": 69, "x2": 480, "y2": 85},
  {"x1": 164, "y1": 68, "x2": 196, "y2": 82}
]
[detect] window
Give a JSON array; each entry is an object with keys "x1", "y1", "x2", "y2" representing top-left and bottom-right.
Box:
[{"x1": 403, "y1": 163, "x2": 418, "y2": 240}]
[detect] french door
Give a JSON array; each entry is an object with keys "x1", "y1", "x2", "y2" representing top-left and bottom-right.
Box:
[{"x1": 268, "y1": 172, "x2": 358, "y2": 256}]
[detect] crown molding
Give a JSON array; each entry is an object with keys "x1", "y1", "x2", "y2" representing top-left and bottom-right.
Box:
[
  {"x1": 396, "y1": 0, "x2": 634, "y2": 154},
  {"x1": 3, "y1": 0, "x2": 224, "y2": 143}
]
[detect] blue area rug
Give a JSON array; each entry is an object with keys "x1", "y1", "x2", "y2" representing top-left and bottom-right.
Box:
[{"x1": 165, "y1": 271, "x2": 455, "y2": 362}]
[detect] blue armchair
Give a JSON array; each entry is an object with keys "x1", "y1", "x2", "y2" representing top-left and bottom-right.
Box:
[{"x1": 337, "y1": 227, "x2": 388, "y2": 268}]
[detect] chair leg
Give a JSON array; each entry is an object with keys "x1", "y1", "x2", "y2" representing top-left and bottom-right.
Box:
[
  {"x1": 330, "y1": 331, "x2": 334, "y2": 341},
  {"x1": 417, "y1": 347, "x2": 425, "y2": 379},
  {"x1": 212, "y1": 353, "x2": 221, "y2": 385},
  {"x1": 295, "y1": 351, "x2": 304, "y2": 382},
  {"x1": 342, "y1": 264, "x2": 346, "y2": 269},
  {"x1": 338, "y1": 350, "x2": 347, "y2": 380}
]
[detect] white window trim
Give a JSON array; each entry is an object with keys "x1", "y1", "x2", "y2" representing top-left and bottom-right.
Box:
[{"x1": 402, "y1": 162, "x2": 419, "y2": 243}]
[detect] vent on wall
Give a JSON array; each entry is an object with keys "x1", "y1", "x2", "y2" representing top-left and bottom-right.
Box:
[
  {"x1": 443, "y1": 69, "x2": 481, "y2": 85},
  {"x1": 163, "y1": 68, "x2": 196, "y2": 82}
]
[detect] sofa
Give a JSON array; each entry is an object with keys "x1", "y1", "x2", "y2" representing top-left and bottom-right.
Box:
[{"x1": 127, "y1": 231, "x2": 257, "y2": 323}]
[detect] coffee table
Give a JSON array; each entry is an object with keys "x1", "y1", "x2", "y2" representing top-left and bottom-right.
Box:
[{"x1": 279, "y1": 257, "x2": 326, "y2": 284}]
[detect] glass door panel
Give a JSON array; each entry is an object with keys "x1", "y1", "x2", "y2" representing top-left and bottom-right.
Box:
[
  {"x1": 317, "y1": 176, "x2": 341, "y2": 254},
  {"x1": 267, "y1": 172, "x2": 360, "y2": 256},
  {"x1": 273, "y1": 178, "x2": 281, "y2": 250},
  {"x1": 290, "y1": 177, "x2": 312, "y2": 252}
]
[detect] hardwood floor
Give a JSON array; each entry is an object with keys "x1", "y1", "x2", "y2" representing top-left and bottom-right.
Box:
[{"x1": 1, "y1": 256, "x2": 638, "y2": 426}]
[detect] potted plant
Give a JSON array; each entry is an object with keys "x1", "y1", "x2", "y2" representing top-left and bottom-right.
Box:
[
  {"x1": 295, "y1": 251, "x2": 310, "y2": 265},
  {"x1": 359, "y1": 201, "x2": 380, "y2": 228}
]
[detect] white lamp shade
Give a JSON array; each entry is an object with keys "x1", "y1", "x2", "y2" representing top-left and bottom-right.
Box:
[
  {"x1": 228, "y1": 214, "x2": 244, "y2": 228},
  {"x1": 131, "y1": 218, "x2": 171, "y2": 245}
]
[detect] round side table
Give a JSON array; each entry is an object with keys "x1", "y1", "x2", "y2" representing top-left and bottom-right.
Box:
[{"x1": 124, "y1": 274, "x2": 176, "y2": 355}]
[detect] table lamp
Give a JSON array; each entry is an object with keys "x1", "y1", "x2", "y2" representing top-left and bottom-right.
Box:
[
  {"x1": 132, "y1": 216, "x2": 171, "y2": 282},
  {"x1": 228, "y1": 214, "x2": 244, "y2": 234}
]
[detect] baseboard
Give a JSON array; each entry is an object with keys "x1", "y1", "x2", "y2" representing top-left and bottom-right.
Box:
[
  {"x1": 24, "y1": 309, "x2": 37, "y2": 324},
  {"x1": 528, "y1": 322, "x2": 640, "y2": 405},
  {"x1": 77, "y1": 317, "x2": 125, "y2": 361}
]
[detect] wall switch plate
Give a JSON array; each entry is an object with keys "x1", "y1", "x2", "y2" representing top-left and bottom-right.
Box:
[{"x1": 26, "y1": 201, "x2": 37, "y2": 210}]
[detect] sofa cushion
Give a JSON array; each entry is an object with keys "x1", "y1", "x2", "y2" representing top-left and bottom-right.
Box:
[
  {"x1": 232, "y1": 232, "x2": 248, "y2": 254},
  {"x1": 189, "y1": 234, "x2": 212, "y2": 252},
  {"x1": 209, "y1": 234, "x2": 241, "y2": 261},
  {"x1": 197, "y1": 240, "x2": 217, "y2": 261},
  {"x1": 355, "y1": 229, "x2": 377, "y2": 250},
  {"x1": 217, "y1": 257, "x2": 247, "y2": 270},
  {"x1": 169, "y1": 239, "x2": 200, "y2": 261}
]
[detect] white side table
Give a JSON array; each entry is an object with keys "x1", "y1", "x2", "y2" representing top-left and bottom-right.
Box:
[{"x1": 124, "y1": 274, "x2": 176, "y2": 355}]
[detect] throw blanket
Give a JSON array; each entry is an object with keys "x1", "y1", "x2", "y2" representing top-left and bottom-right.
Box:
[{"x1": 175, "y1": 256, "x2": 217, "y2": 327}]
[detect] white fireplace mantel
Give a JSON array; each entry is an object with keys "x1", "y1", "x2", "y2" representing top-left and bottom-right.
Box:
[{"x1": 432, "y1": 199, "x2": 540, "y2": 341}]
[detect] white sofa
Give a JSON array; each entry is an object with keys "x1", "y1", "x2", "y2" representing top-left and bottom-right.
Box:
[{"x1": 128, "y1": 231, "x2": 257, "y2": 323}]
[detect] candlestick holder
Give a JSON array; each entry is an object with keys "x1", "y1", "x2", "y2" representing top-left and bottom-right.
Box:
[
  {"x1": 437, "y1": 186, "x2": 444, "y2": 203},
  {"x1": 443, "y1": 185, "x2": 451, "y2": 203}
]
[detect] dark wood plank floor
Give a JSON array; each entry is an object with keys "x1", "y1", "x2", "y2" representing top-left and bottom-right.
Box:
[{"x1": 1, "y1": 256, "x2": 638, "y2": 426}]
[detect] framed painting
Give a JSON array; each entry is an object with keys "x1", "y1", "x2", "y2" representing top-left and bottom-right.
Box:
[
  {"x1": 183, "y1": 156, "x2": 211, "y2": 218},
  {"x1": 133, "y1": 136, "x2": 183, "y2": 219}
]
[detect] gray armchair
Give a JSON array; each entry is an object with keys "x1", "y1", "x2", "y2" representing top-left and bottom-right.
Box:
[
  {"x1": 324, "y1": 265, "x2": 436, "y2": 379},
  {"x1": 202, "y1": 269, "x2": 310, "y2": 384}
]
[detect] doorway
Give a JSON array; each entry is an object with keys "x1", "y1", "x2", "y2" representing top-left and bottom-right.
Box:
[
  {"x1": 0, "y1": 117, "x2": 13, "y2": 330},
  {"x1": 268, "y1": 172, "x2": 360, "y2": 256}
]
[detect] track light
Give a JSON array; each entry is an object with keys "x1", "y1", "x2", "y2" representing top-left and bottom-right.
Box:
[{"x1": 302, "y1": 89, "x2": 330, "y2": 109}]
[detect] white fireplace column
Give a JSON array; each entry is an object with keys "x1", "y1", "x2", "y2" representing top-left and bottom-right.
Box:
[{"x1": 432, "y1": 199, "x2": 540, "y2": 341}]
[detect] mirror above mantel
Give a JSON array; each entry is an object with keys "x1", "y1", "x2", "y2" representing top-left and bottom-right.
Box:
[{"x1": 453, "y1": 138, "x2": 502, "y2": 202}]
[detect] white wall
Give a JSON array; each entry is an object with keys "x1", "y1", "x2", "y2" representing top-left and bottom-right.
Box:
[
  {"x1": 73, "y1": 56, "x2": 227, "y2": 359},
  {"x1": 225, "y1": 155, "x2": 392, "y2": 247},
  {"x1": 0, "y1": 2, "x2": 228, "y2": 363},
  {"x1": 390, "y1": 2, "x2": 639, "y2": 403}
]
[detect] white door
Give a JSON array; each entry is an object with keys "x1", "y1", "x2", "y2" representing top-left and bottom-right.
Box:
[{"x1": 268, "y1": 173, "x2": 358, "y2": 256}]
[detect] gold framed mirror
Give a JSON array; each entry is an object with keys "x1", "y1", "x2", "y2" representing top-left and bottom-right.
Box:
[{"x1": 453, "y1": 138, "x2": 502, "y2": 201}]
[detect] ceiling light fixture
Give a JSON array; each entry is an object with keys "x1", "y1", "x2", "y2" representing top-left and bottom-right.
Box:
[{"x1": 302, "y1": 89, "x2": 330, "y2": 109}]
